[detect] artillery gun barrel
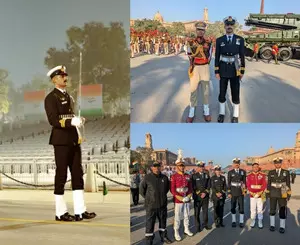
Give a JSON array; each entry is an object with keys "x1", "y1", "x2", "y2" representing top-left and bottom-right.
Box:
[{"x1": 245, "y1": 19, "x2": 297, "y2": 30}]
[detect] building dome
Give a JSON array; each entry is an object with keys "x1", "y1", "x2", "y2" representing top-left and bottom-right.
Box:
[
  {"x1": 154, "y1": 11, "x2": 164, "y2": 23},
  {"x1": 267, "y1": 146, "x2": 275, "y2": 154}
]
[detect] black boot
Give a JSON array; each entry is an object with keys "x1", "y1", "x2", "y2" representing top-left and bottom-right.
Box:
[
  {"x1": 159, "y1": 230, "x2": 173, "y2": 244},
  {"x1": 220, "y1": 219, "x2": 225, "y2": 227},
  {"x1": 218, "y1": 115, "x2": 225, "y2": 123},
  {"x1": 55, "y1": 212, "x2": 75, "y2": 221},
  {"x1": 231, "y1": 117, "x2": 238, "y2": 123},
  {"x1": 145, "y1": 235, "x2": 154, "y2": 245},
  {"x1": 279, "y1": 227, "x2": 285, "y2": 234},
  {"x1": 270, "y1": 226, "x2": 275, "y2": 232},
  {"x1": 215, "y1": 218, "x2": 220, "y2": 228},
  {"x1": 75, "y1": 211, "x2": 96, "y2": 221}
]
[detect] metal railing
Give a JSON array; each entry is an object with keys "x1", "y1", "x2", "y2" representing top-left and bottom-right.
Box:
[{"x1": 0, "y1": 150, "x2": 130, "y2": 189}]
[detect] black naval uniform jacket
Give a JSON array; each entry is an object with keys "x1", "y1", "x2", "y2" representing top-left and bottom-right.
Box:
[
  {"x1": 267, "y1": 169, "x2": 291, "y2": 198},
  {"x1": 210, "y1": 175, "x2": 227, "y2": 201},
  {"x1": 44, "y1": 88, "x2": 78, "y2": 146},
  {"x1": 139, "y1": 172, "x2": 170, "y2": 210},
  {"x1": 215, "y1": 34, "x2": 245, "y2": 78},
  {"x1": 192, "y1": 171, "x2": 210, "y2": 201},
  {"x1": 227, "y1": 168, "x2": 246, "y2": 196}
]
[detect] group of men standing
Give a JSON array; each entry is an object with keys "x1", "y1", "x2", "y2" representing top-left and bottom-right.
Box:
[
  {"x1": 130, "y1": 32, "x2": 186, "y2": 58},
  {"x1": 139, "y1": 156, "x2": 292, "y2": 244}
]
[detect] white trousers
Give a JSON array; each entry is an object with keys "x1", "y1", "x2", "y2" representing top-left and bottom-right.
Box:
[
  {"x1": 174, "y1": 203, "x2": 191, "y2": 231},
  {"x1": 250, "y1": 197, "x2": 263, "y2": 220}
]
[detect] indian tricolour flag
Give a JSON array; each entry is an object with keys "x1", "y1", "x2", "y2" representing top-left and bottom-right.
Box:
[
  {"x1": 80, "y1": 84, "x2": 103, "y2": 116},
  {"x1": 23, "y1": 90, "x2": 46, "y2": 119}
]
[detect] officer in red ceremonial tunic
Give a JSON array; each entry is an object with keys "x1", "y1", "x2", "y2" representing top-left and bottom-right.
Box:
[
  {"x1": 170, "y1": 158, "x2": 193, "y2": 241},
  {"x1": 246, "y1": 162, "x2": 267, "y2": 229}
]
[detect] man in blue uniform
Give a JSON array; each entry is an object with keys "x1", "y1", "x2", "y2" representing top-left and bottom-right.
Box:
[{"x1": 215, "y1": 16, "x2": 245, "y2": 123}]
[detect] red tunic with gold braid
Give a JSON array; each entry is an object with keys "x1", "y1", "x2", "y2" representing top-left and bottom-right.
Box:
[
  {"x1": 170, "y1": 172, "x2": 193, "y2": 204},
  {"x1": 246, "y1": 172, "x2": 267, "y2": 198}
]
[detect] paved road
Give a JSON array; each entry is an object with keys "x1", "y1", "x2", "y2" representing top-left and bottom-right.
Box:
[
  {"x1": 131, "y1": 53, "x2": 300, "y2": 123},
  {"x1": 0, "y1": 190, "x2": 130, "y2": 245},
  {"x1": 130, "y1": 178, "x2": 300, "y2": 245}
]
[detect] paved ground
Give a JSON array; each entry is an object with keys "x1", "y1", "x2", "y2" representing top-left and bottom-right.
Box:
[
  {"x1": 131, "y1": 53, "x2": 300, "y2": 123},
  {"x1": 130, "y1": 178, "x2": 300, "y2": 245},
  {"x1": 0, "y1": 190, "x2": 130, "y2": 245}
]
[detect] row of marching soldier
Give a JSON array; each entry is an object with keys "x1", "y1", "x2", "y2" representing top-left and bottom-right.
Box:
[{"x1": 138, "y1": 156, "x2": 291, "y2": 244}]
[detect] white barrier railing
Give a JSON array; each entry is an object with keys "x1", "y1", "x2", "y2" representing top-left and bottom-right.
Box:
[{"x1": 0, "y1": 150, "x2": 130, "y2": 189}]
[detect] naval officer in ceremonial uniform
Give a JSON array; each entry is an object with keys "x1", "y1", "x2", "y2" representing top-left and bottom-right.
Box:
[
  {"x1": 227, "y1": 158, "x2": 247, "y2": 227},
  {"x1": 215, "y1": 16, "x2": 245, "y2": 123},
  {"x1": 44, "y1": 65, "x2": 96, "y2": 221},
  {"x1": 266, "y1": 157, "x2": 291, "y2": 233}
]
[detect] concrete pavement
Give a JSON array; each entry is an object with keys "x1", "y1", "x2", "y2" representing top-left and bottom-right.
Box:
[
  {"x1": 0, "y1": 190, "x2": 130, "y2": 245},
  {"x1": 131, "y1": 53, "x2": 300, "y2": 123},
  {"x1": 130, "y1": 178, "x2": 300, "y2": 245}
]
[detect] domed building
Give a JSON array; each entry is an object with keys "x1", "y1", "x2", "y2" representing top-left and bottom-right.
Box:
[{"x1": 130, "y1": 8, "x2": 211, "y2": 33}]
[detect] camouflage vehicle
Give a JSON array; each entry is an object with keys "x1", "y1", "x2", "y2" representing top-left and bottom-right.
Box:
[{"x1": 244, "y1": 13, "x2": 300, "y2": 61}]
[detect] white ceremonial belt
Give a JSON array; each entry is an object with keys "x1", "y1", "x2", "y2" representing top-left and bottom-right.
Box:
[
  {"x1": 176, "y1": 187, "x2": 188, "y2": 193},
  {"x1": 251, "y1": 185, "x2": 262, "y2": 189},
  {"x1": 220, "y1": 56, "x2": 235, "y2": 62},
  {"x1": 231, "y1": 182, "x2": 241, "y2": 187},
  {"x1": 271, "y1": 183, "x2": 284, "y2": 188}
]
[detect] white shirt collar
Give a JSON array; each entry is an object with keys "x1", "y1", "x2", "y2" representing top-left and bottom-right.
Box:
[{"x1": 56, "y1": 87, "x2": 66, "y2": 94}]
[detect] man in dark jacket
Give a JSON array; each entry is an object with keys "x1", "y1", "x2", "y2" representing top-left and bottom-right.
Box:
[
  {"x1": 192, "y1": 161, "x2": 212, "y2": 232},
  {"x1": 139, "y1": 162, "x2": 173, "y2": 245}
]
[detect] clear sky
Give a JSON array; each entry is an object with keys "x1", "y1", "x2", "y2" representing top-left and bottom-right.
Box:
[
  {"x1": 0, "y1": 0, "x2": 129, "y2": 88},
  {"x1": 131, "y1": 123, "x2": 300, "y2": 167},
  {"x1": 130, "y1": 0, "x2": 300, "y2": 24}
]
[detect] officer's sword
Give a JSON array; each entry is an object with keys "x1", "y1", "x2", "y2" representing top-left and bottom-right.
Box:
[{"x1": 76, "y1": 51, "x2": 85, "y2": 143}]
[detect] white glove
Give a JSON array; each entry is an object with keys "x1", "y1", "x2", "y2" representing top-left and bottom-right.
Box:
[
  {"x1": 81, "y1": 117, "x2": 86, "y2": 125},
  {"x1": 183, "y1": 197, "x2": 190, "y2": 203},
  {"x1": 71, "y1": 117, "x2": 82, "y2": 127}
]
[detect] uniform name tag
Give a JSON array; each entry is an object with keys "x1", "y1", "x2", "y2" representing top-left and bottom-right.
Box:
[
  {"x1": 62, "y1": 101, "x2": 67, "y2": 104},
  {"x1": 214, "y1": 180, "x2": 218, "y2": 182},
  {"x1": 196, "y1": 178, "x2": 200, "y2": 180}
]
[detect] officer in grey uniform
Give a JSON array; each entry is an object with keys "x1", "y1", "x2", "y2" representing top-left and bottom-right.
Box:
[
  {"x1": 215, "y1": 16, "x2": 245, "y2": 123},
  {"x1": 210, "y1": 165, "x2": 227, "y2": 227},
  {"x1": 267, "y1": 157, "x2": 291, "y2": 233},
  {"x1": 227, "y1": 158, "x2": 247, "y2": 227}
]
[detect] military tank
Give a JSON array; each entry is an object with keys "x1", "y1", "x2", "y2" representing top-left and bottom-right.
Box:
[{"x1": 244, "y1": 13, "x2": 300, "y2": 61}]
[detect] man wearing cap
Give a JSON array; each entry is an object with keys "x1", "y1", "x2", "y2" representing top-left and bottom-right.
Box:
[
  {"x1": 210, "y1": 165, "x2": 227, "y2": 227},
  {"x1": 266, "y1": 157, "x2": 291, "y2": 233},
  {"x1": 186, "y1": 21, "x2": 212, "y2": 123},
  {"x1": 44, "y1": 65, "x2": 96, "y2": 222},
  {"x1": 246, "y1": 162, "x2": 267, "y2": 229},
  {"x1": 170, "y1": 158, "x2": 193, "y2": 241},
  {"x1": 192, "y1": 161, "x2": 212, "y2": 232},
  {"x1": 139, "y1": 162, "x2": 172, "y2": 245},
  {"x1": 215, "y1": 16, "x2": 245, "y2": 123},
  {"x1": 227, "y1": 158, "x2": 247, "y2": 227}
]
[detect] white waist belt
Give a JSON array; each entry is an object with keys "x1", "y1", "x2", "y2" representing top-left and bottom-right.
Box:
[
  {"x1": 220, "y1": 57, "x2": 235, "y2": 62},
  {"x1": 176, "y1": 187, "x2": 188, "y2": 193},
  {"x1": 271, "y1": 183, "x2": 284, "y2": 188},
  {"x1": 251, "y1": 185, "x2": 262, "y2": 189},
  {"x1": 231, "y1": 182, "x2": 241, "y2": 187}
]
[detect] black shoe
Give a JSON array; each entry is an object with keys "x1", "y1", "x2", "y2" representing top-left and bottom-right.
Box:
[
  {"x1": 270, "y1": 226, "x2": 275, "y2": 232},
  {"x1": 145, "y1": 235, "x2": 154, "y2": 245},
  {"x1": 239, "y1": 223, "x2": 244, "y2": 228},
  {"x1": 279, "y1": 227, "x2": 285, "y2": 234},
  {"x1": 218, "y1": 115, "x2": 225, "y2": 123},
  {"x1": 75, "y1": 211, "x2": 96, "y2": 221},
  {"x1": 55, "y1": 212, "x2": 75, "y2": 222},
  {"x1": 159, "y1": 231, "x2": 173, "y2": 244},
  {"x1": 216, "y1": 223, "x2": 220, "y2": 228},
  {"x1": 220, "y1": 223, "x2": 225, "y2": 227},
  {"x1": 232, "y1": 222, "x2": 236, "y2": 227},
  {"x1": 231, "y1": 117, "x2": 238, "y2": 123},
  {"x1": 204, "y1": 225, "x2": 212, "y2": 230}
]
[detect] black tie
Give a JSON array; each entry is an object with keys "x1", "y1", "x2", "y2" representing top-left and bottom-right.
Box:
[
  {"x1": 228, "y1": 36, "x2": 232, "y2": 44},
  {"x1": 277, "y1": 170, "x2": 280, "y2": 176}
]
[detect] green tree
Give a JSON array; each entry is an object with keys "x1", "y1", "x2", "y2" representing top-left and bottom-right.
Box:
[
  {"x1": 133, "y1": 19, "x2": 164, "y2": 32},
  {"x1": 44, "y1": 21, "x2": 129, "y2": 114},
  {"x1": 206, "y1": 21, "x2": 244, "y2": 39},
  {"x1": 166, "y1": 22, "x2": 186, "y2": 36}
]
